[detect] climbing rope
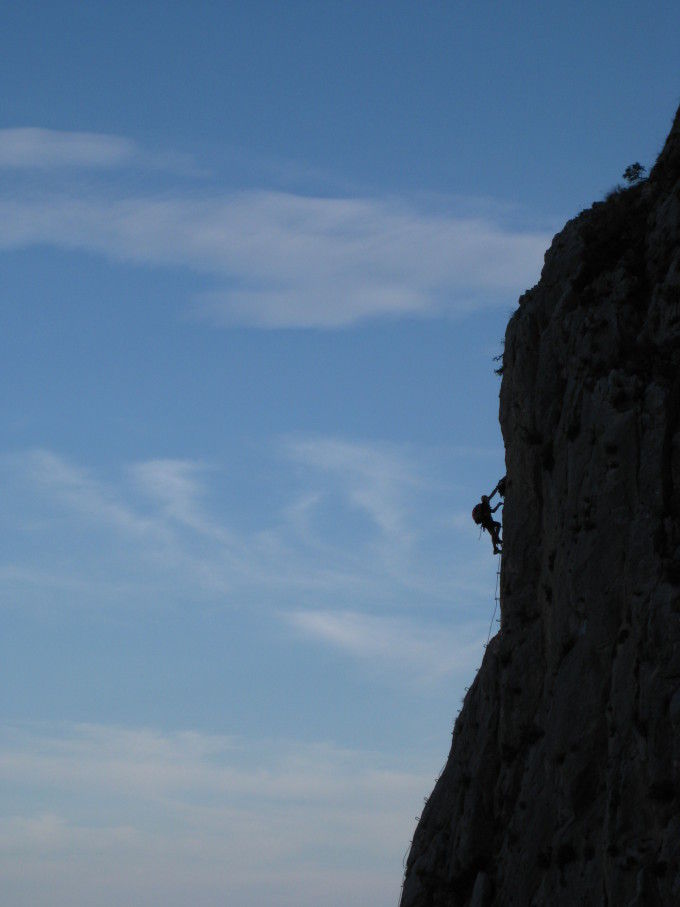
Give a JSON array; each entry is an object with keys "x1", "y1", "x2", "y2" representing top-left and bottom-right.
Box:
[{"x1": 485, "y1": 564, "x2": 501, "y2": 645}]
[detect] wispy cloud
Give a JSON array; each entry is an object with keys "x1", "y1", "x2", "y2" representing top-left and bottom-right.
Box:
[
  {"x1": 0, "y1": 128, "x2": 137, "y2": 169},
  {"x1": 285, "y1": 609, "x2": 485, "y2": 681},
  {"x1": 0, "y1": 128, "x2": 197, "y2": 175},
  {"x1": 284, "y1": 436, "x2": 417, "y2": 540},
  {"x1": 130, "y1": 458, "x2": 226, "y2": 538},
  {"x1": 0, "y1": 127, "x2": 550, "y2": 328},
  {"x1": 1, "y1": 440, "x2": 496, "y2": 630},
  {"x1": 26, "y1": 448, "x2": 163, "y2": 540},
  {"x1": 0, "y1": 722, "x2": 434, "y2": 907},
  {"x1": 10, "y1": 450, "x2": 250, "y2": 600}
]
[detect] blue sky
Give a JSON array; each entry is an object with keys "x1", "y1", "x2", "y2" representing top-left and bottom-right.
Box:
[{"x1": 1, "y1": 3, "x2": 679, "y2": 905}]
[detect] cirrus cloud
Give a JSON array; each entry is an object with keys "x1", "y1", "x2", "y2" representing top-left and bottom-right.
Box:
[
  {"x1": 285, "y1": 608, "x2": 486, "y2": 683},
  {"x1": 0, "y1": 722, "x2": 435, "y2": 907},
  {"x1": 0, "y1": 128, "x2": 551, "y2": 328},
  {"x1": 0, "y1": 128, "x2": 137, "y2": 169}
]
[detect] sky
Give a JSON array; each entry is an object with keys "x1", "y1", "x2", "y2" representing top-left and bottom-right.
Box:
[{"x1": 1, "y1": 3, "x2": 679, "y2": 905}]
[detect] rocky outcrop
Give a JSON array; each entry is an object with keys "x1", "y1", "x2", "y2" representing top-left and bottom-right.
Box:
[{"x1": 400, "y1": 105, "x2": 680, "y2": 906}]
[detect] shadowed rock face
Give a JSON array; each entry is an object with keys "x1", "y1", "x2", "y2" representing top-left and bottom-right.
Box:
[{"x1": 400, "y1": 105, "x2": 680, "y2": 907}]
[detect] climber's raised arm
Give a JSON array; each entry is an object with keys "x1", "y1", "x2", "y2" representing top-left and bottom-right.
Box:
[{"x1": 488, "y1": 476, "x2": 507, "y2": 501}]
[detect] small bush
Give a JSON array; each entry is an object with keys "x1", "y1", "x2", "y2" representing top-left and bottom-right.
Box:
[{"x1": 622, "y1": 162, "x2": 646, "y2": 185}]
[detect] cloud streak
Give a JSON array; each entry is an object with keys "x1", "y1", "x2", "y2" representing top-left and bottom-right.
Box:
[
  {"x1": 0, "y1": 722, "x2": 434, "y2": 907},
  {"x1": 286, "y1": 609, "x2": 485, "y2": 681},
  {"x1": 0, "y1": 128, "x2": 137, "y2": 169},
  {"x1": 0, "y1": 127, "x2": 551, "y2": 327},
  {"x1": 284, "y1": 436, "x2": 418, "y2": 540},
  {"x1": 1, "y1": 440, "x2": 496, "y2": 642},
  {"x1": 0, "y1": 192, "x2": 547, "y2": 327}
]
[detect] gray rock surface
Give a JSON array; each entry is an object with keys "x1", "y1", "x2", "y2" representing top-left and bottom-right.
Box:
[{"x1": 400, "y1": 105, "x2": 680, "y2": 906}]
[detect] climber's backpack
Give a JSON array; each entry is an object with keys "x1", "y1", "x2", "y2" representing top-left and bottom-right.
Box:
[{"x1": 472, "y1": 503, "x2": 484, "y2": 525}]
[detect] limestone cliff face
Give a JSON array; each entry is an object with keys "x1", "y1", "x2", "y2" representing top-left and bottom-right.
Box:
[{"x1": 400, "y1": 106, "x2": 680, "y2": 907}]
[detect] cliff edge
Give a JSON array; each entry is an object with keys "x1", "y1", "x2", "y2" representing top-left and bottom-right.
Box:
[{"x1": 400, "y1": 104, "x2": 680, "y2": 907}]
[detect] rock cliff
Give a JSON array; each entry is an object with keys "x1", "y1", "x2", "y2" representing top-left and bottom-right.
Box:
[{"x1": 400, "y1": 105, "x2": 680, "y2": 906}]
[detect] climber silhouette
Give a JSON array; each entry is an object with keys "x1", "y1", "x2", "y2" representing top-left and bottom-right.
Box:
[{"x1": 472, "y1": 477, "x2": 505, "y2": 555}]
